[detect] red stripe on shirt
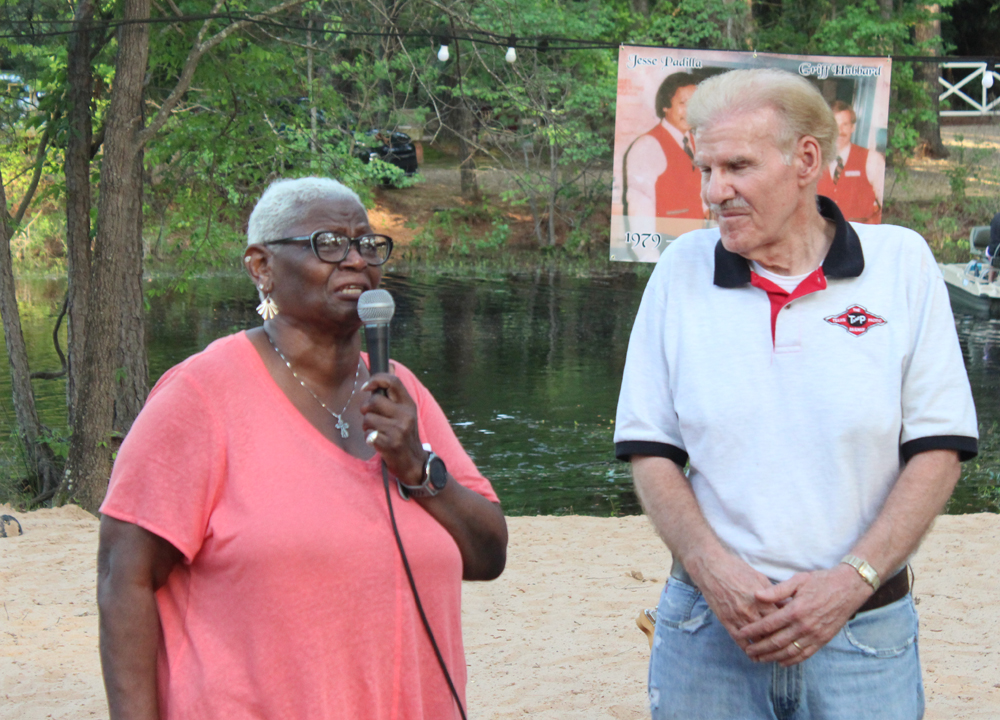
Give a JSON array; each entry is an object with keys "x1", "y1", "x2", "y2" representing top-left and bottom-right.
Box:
[{"x1": 750, "y1": 266, "x2": 828, "y2": 344}]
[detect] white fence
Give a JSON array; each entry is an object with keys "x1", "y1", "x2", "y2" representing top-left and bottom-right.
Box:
[{"x1": 939, "y1": 62, "x2": 999, "y2": 117}]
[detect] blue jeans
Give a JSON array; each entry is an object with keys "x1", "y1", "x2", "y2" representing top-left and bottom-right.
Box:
[{"x1": 648, "y1": 578, "x2": 925, "y2": 720}]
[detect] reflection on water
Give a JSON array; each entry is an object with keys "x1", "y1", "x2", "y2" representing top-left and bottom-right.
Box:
[
  {"x1": 2, "y1": 273, "x2": 998, "y2": 515},
  {"x1": 951, "y1": 315, "x2": 1000, "y2": 513},
  {"x1": 379, "y1": 273, "x2": 644, "y2": 515}
]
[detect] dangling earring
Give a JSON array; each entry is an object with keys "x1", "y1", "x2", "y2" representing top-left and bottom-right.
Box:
[{"x1": 256, "y1": 285, "x2": 279, "y2": 320}]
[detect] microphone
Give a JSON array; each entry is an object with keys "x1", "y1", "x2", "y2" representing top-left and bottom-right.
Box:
[{"x1": 357, "y1": 289, "x2": 395, "y2": 396}]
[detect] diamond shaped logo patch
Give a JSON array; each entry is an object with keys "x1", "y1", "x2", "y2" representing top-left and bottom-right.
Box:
[{"x1": 824, "y1": 305, "x2": 887, "y2": 336}]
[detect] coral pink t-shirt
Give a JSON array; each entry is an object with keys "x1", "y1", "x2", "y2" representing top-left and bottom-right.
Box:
[{"x1": 101, "y1": 332, "x2": 498, "y2": 720}]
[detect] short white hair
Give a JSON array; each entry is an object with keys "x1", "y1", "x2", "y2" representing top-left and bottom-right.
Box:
[
  {"x1": 687, "y1": 69, "x2": 837, "y2": 165},
  {"x1": 247, "y1": 177, "x2": 364, "y2": 245}
]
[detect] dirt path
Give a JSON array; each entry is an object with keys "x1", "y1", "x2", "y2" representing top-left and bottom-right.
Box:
[{"x1": 887, "y1": 124, "x2": 1000, "y2": 202}]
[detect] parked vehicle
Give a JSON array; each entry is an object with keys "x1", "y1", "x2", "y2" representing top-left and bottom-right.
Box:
[
  {"x1": 269, "y1": 99, "x2": 419, "y2": 183},
  {"x1": 354, "y1": 129, "x2": 419, "y2": 176}
]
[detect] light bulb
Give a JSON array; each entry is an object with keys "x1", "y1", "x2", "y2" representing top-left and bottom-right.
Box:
[
  {"x1": 983, "y1": 71, "x2": 995, "y2": 89},
  {"x1": 437, "y1": 44, "x2": 450, "y2": 62},
  {"x1": 505, "y1": 46, "x2": 517, "y2": 63}
]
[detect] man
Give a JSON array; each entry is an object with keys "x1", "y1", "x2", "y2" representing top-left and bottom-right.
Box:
[
  {"x1": 624, "y1": 72, "x2": 705, "y2": 220},
  {"x1": 988, "y1": 210, "x2": 1000, "y2": 269},
  {"x1": 615, "y1": 68, "x2": 978, "y2": 720},
  {"x1": 816, "y1": 100, "x2": 884, "y2": 223}
]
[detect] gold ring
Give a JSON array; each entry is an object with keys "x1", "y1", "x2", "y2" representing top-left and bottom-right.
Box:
[
  {"x1": 365, "y1": 430, "x2": 379, "y2": 446},
  {"x1": 792, "y1": 640, "x2": 804, "y2": 652}
]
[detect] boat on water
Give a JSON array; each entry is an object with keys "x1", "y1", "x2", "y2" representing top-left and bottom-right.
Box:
[{"x1": 939, "y1": 225, "x2": 1000, "y2": 319}]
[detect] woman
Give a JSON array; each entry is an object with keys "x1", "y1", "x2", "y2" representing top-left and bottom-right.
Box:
[{"x1": 97, "y1": 177, "x2": 508, "y2": 720}]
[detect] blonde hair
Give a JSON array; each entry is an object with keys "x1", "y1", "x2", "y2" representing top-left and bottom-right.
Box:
[
  {"x1": 687, "y1": 69, "x2": 838, "y2": 164},
  {"x1": 247, "y1": 177, "x2": 363, "y2": 246}
]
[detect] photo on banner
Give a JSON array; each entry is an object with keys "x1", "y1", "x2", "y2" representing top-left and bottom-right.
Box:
[{"x1": 609, "y1": 47, "x2": 892, "y2": 263}]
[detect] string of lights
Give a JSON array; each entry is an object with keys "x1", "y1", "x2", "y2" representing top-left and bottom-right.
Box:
[
  {"x1": 0, "y1": 14, "x2": 603, "y2": 50},
  {"x1": 0, "y1": 13, "x2": 997, "y2": 64}
]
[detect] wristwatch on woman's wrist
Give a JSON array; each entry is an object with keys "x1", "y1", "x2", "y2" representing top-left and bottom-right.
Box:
[{"x1": 398, "y1": 448, "x2": 448, "y2": 499}]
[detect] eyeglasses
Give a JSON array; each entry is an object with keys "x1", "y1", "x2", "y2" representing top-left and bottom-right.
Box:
[{"x1": 265, "y1": 231, "x2": 393, "y2": 266}]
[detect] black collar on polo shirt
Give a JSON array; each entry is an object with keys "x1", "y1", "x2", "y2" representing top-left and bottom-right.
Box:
[{"x1": 713, "y1": 196, "x2": 865, "y2": 288}]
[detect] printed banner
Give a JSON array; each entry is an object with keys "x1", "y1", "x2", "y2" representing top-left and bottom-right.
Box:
[{"x1": 610, "y1": 47, "x2": 892, "y2": 263}]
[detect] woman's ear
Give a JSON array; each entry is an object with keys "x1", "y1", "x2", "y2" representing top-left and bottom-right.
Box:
[{"x1": 244, "y1": 246, "x2": 273, "y2": 293}]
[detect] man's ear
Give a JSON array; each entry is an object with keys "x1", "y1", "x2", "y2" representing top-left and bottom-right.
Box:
[
  {"x1": 796, "y1": 135, "x2": 823, "y2": 187},
  {"x1": 243, "y1": 246, "x2": 274, "y2": 293}
]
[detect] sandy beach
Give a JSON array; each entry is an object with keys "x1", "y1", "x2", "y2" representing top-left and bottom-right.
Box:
[{"x1": 1, "y1": 505, "x2": 998, "y2": 719}]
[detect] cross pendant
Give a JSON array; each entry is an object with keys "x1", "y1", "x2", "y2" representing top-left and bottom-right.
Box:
[{"x1": 336, "y1": 418, "x2": 349, "y2": 438}]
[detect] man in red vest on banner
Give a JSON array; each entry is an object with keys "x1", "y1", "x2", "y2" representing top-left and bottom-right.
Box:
[
  {"x1": 816, "y1": 100, "x2": 883, "y2": 223},
  {"x1": 624, "y1": 72, "x2": 707, "y2": 221}
]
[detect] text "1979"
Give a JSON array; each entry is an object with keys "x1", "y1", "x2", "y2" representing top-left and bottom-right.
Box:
[{"x1": 625, "y1": 233, "x2": 662, "y2": 248}]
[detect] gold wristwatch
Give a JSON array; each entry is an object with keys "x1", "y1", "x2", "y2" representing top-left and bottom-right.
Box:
[{"x1": 841, "y1": 554, "x2": 881, "y2": 592}]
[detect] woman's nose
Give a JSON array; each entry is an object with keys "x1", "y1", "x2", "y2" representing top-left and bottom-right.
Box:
[{"x1": 339, "y1": 241, "x2": 368, "y2": 268}]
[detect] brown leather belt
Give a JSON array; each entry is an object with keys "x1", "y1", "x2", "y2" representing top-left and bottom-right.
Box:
[
  {"x1": 853, "y1": 567, "x2": 910, "y2": 617},
  {"x1": 669, "y1": 558, "x2": 910, "y2": 617}
]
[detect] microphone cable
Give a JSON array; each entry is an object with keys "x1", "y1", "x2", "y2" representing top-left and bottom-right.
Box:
[{"x1": 381, "y1": 462, "x2": 468, "y2": 720}]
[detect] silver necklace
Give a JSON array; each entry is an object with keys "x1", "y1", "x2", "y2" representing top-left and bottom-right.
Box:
[{"x1": 264, "y1": 331, "x2": 362, "y2": 439}]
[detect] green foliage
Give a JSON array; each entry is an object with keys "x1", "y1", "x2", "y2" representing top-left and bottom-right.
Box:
[
  {"x1": 432, "y1": 0, "x2": 620, "y2": 246},
  {"x1": 939, "y1": 135, "x2": 993, "y2": 202},
  {"x1": 39, "y1": 426, "x2": 71, "y2": 462},
  {"x1": 882, "y1": 126, "x2": 999, "y2": 263},
  {"x1": 0, "y1": 0, "x2": 989, "y2": 265},
  {"x1": 804, "y1": 0, "x2": 909, "y2": 55},
  {"x1": 393, "y1": 242, "x2": 656, "y2": 279},
  {"x1": 0, "y1": 121, "x2": 65, "y2": 268},
  {"x1": 751, "y1": 0, "x2": 953, "y2": 167},
  {"x1": 884, "y1": 192, "x2": 996, "y2": 263},
  {"x1": 6, "y1": 208, "x2": 66, "y2": 267},
  {"x1": 412, "y1": 202, "x2": 511, "y2": 256},
  {"x1": 135, "y1": 2, "x2": 425, "y2": 276},
  {"x1": 945, "y1": 163, "x2": 968, "y2": 199},
  {"x1": 639, "y1": 0, "x2": 746, "y2": 50}
]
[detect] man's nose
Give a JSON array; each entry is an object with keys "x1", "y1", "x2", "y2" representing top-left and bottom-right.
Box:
[{"x1": 702, "y1": 169, "x2": 733, "y2": 205}]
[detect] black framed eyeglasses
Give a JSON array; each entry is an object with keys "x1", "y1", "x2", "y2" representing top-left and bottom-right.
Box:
[{"x1": 265, "y1": 231, "x2": 393, "y2": 266}]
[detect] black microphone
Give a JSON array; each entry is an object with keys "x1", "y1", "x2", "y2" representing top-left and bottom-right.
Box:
[{"x1": 357, "y1": 289, "x2": 395, "y2": 396}]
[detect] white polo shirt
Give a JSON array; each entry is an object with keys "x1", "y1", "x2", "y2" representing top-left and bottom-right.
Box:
[{"x1": 615, "y1": 198, "x2": 978, "y2": 581}]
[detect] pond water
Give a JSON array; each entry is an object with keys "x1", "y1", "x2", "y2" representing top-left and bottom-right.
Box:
[{"x1": 2, "y1": 271, "x2": 998, "y2": 515}]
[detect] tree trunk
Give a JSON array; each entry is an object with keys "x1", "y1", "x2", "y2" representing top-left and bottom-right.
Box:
[
  {"x1": 0, "y1": 167, "x2": 60, "y2": 498},
  {"x1": 547, "y1": 135, "x2": 558, "y2": 247},
  {"x1": 721, "y1": 0, "x2": 753, "y2": 49},
  {"x1": 307, "y1": 21, "x2": 317, "y2": 153},
  {"x1": 59, "y1": 0, "x2": 308, "y2": 512},
  {"x1": 114, "y1": 141, "x2": 148, "y2": 435},
  {"x1": 457, "y1": 100, "x2": 480, "y2": 201},
  {"x1": 66, "y1": 0, "x2": 150, "y2": 513},
  {"x1": 451, "y1": 37, "x2": 480, "y2": 201},
  {"x1": 64, "y1": 0, "x2": 95, "y2": 429},
  {"x1": 522, "y1": 144, "x2": 545, "y2": 246},
  {"x1": 914, "y1": 4, "x2": 949, "y2": 158}
]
